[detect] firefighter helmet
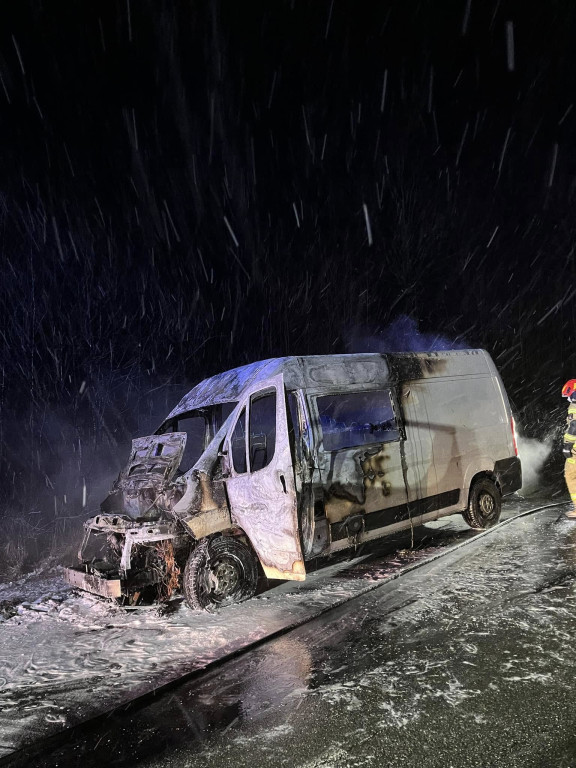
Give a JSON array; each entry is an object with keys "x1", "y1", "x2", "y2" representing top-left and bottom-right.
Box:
[{"x1": 562, "y1": 380, "x2": 576, "y2": 399}]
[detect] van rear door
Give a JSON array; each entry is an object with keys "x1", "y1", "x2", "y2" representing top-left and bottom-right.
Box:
[
  {"x1": 223, "y1": 373, "x2": 306, "y2": 581},
  {"x1": 421, "y1": 375, "x2": 508, "y2": 508}
]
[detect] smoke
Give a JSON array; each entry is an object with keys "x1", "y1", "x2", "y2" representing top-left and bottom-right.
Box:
[
  {"x1": 346, "y1": 315, "x2": 468, "y2": 353},
  {"x1": 516, "y1": 431, "x2": 554, "y2": 494}
]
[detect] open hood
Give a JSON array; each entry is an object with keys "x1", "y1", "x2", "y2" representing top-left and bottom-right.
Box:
[
  {"x1": 119, "y1": 433, "x2": 187, "y2": 488},
  {"x1": 101, "y1": 432, "x2": 187, "y2": 519}
]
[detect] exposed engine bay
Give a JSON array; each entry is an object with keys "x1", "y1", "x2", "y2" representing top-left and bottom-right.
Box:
[
  {"x1": 65, "y1": 514, "x2": 191, "y2": 605},
  {"x1": 65, "y1": 403, "x2": 238, "y2": 607},
  {"x1": 65, "y1": 432, "x2": 193, "y2": 605}
]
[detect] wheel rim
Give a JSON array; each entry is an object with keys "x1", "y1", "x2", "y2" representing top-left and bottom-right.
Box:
[
  {"x1": 206, "y1": 556, "x2": 242, "y2": 603},
  {"x1": 478, "y1": 491, "x2": 496, "y2": 520}
]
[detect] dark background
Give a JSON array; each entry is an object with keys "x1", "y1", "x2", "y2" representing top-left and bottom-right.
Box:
[{"x1": 0, "y1": 1, "x2": 574, "y2": 562}]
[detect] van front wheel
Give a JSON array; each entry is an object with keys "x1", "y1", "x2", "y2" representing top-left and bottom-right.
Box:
[
  {"x1": 183, "y1": 536, "x2": 259, "y2": 612},
  {"x1": 463, "y1": 479, "x2": 502, "y2": 529}
]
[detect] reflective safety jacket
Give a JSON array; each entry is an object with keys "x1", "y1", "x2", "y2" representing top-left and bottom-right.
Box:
[{"x1": 563, "y1": 402, "x2": 576, "y2": 458}]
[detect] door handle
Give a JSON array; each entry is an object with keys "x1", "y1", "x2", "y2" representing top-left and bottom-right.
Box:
[{"x1": 279, "y1": 474, "x2": 287, "y2": 493}]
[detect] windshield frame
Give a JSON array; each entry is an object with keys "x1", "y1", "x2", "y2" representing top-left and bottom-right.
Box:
[{"x1": 156, "y1": 402, "x2": 239, "y2": 468}]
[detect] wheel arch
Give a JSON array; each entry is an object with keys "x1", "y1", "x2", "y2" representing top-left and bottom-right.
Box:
[
  {"x1": 464, "y1": 466, "x2": 501, "y2": 508},
  {"x1": 194, "y1": 526, "x2": 265, "y2": 569}
]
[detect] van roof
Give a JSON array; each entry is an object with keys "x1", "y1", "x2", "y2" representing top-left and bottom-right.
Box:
[{"x1": 166, "y1": 349, "x2": 492, "y2": 418}]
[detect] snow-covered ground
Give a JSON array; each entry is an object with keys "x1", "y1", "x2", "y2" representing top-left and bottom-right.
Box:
[{"x1": 0, "y1": 497, "x2": 559, "y2": 759}]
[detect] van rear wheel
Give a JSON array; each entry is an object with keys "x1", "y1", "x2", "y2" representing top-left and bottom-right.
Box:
[
  {"x1": 183, "y1": 536, "x2": 258, "y2": 612},
  {"x1": 463, "y1": 478, "x2": 502, "y2": 529}
]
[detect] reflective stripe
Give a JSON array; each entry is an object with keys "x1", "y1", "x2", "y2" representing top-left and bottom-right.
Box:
[
  {"x1": 568, "y1": 458, "x2": 576, "y2": 465},
  {"x1": 564, "y1": 433, "x2": 576, "y2": 443},
  {"x1": 569, "y1": 405, "x2": 576, "y2": 416},
  {"x1": 570, "y1": 493, "x2": 576, "y2": 500}
]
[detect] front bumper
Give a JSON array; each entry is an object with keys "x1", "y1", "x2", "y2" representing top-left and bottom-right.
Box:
[
  {"x1": 64, "y1": 566, "x2": 122, "y2": 599},
  {"x1": 65, "y1": 516, "x2": 187, "y2": 603}
]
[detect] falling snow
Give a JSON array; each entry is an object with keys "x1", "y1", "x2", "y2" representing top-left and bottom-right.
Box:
[{"x1": 0, "y1": 4, "x2": 573, "y2": 762}]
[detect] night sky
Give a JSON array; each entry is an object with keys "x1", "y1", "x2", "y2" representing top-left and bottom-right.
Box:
[{"x1": 0, "y1": 1, "x2": 575, "y2": 524}]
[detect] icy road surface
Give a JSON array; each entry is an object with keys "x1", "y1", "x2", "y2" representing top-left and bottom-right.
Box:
[{"x1": 0, "y1": 496, "x2": 571, "y2": 766}]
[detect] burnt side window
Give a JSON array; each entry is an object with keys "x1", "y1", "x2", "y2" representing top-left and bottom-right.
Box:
[
  {"x1": 316, "y1": 390, "x2": 400, "y2": 452},
  {"x1": 231, "y1": 408, "x2": 247, "y2": 474},
  {"x1": 249, "y1": 392, "x2": 276, "y2": 472}
]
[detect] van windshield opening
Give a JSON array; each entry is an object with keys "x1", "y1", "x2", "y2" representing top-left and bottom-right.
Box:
[{"x1": 158, "y1": 402, "x2": 238, "y2": 472}]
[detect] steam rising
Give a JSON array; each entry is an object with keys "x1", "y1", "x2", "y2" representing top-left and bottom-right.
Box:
[{"x1": 517, "y1": 432, "x2": 553, "y2": 494}]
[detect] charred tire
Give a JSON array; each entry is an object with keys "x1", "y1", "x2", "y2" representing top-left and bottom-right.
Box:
[
  {"x1": 463, "y1": 478, "x2": 502, "y2": 529},
  {"x1": 183, "y1": 536, "x2": 259, "y2": 612}
]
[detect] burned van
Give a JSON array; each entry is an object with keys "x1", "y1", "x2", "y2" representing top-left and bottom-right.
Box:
[{"x1": 65, "y1": 350, "x2": 521, "y2": 610}]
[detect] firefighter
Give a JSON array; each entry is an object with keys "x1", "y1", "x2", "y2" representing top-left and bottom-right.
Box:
[{"x1": 562, "y1": 380, "x2": 576, "y2": 517}]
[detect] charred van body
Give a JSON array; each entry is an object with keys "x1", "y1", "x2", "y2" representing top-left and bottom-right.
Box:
[{"x1": 65, "y1": 351, "x2": 522, "y2": 610}]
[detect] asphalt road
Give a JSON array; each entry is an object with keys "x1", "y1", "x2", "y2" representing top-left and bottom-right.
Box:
[{"x1": 4, "y1": 497, "x2": 576, "y2": 768}]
